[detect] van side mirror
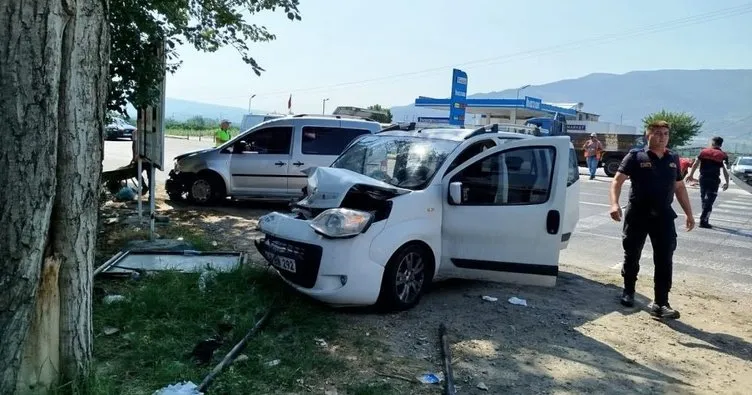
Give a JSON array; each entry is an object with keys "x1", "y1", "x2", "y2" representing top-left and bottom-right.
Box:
[{"x1": 449, "y1": 181, "x2": 463, "y2": 204}]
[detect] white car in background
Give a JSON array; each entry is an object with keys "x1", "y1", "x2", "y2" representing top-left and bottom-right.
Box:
[
  {"x1": 255, "y1": 124, "x2": 580, "y2": 311},
  {"x1": 730, "y1": 156, "x2": 752, "y2": 194}
]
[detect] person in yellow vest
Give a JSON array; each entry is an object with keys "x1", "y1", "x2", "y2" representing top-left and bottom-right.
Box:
[{"x1": 214, "y1": 119, "x2": 232, "y2": 147}]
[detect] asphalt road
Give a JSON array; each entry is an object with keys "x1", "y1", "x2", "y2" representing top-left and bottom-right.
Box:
[
  {"x1": 562, "y1": 169, "x2": 752, "y2": 294},
  {"x1": 103, "y1": 136, "x2": 215, "y2": 183},
  {"x1": 103, "y1": 138, "x2": 752, "y2": 291}
]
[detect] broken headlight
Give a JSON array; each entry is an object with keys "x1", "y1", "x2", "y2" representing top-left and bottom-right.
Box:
[{"x1": 310, "y1": 208, "x2": 373, "y2": 238}]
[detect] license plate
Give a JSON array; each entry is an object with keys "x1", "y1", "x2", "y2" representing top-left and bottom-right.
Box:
[{"x1": 274, "y1": 256, "x2": 297, "y2": 273}]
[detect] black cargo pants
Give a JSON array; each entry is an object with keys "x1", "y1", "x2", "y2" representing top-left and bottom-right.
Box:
[
  {"x1": 621, "y1": 207, "x2": 677, "y2": 305},
  {"x1": 699, "y1": 177, "x2": 720, "y2": 224}
]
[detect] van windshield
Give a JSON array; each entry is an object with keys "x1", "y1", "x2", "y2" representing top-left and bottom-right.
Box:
[
  {"x1": 331, "y1": 135, "x2": 459, "y2": 190},
  {"x1": 738, "y1": 158, "x2": 752, "y2": 166}
]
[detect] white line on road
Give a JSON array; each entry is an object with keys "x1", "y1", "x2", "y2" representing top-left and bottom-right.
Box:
[{"x1": 718, "y1": 202, "x2": 752, "y2": 210}]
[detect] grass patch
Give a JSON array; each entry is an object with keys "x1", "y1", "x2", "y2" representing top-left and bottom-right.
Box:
[{"x1": 90, "y1": 265, "x2": 343, "y2": 394}]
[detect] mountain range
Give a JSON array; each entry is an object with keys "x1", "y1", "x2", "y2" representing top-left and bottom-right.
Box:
[{"x1": 161, "y1": 69, "x2": 752, "y2": 147}]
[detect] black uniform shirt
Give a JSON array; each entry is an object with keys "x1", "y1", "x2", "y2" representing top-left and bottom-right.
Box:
[{"x1": 618, "y1": 147, "x2": 683, "y2": 218}]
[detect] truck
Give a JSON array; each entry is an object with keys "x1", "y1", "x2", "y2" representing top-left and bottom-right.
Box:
[{"x1": 524, "y1": 114, "x2": 645, "y2": 177}]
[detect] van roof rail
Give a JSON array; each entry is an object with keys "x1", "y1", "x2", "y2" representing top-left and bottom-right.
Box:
[
  {"x1": 464, "y1": 123, "x2": 499, "y2": 140},
  {"x1": 378, "y1": 122, "x2": 416, "y2": 133},
  {"x1": 291, "y1": 113, "x2": 376, "y2": 122}
]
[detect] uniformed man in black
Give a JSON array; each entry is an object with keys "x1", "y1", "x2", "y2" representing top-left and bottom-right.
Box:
[
  {"x1": 686, "y1": 136, "x2": 730, "y2": 228},
  {"x1": 609, "y1": 120, "x2": 695, "y2": 319}
]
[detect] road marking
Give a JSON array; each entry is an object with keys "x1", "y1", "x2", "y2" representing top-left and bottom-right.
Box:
[
  {"x1": 581, "y1": 201, "x2": 610, "y2": 207},
  {"x1": 693, "y1": 216, "x2": 752, "y2": 225},
  {"x1": 718, "y1": 202, "x2": 752, "y2": 210}
]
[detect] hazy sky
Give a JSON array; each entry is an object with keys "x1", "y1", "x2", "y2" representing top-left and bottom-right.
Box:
[{"x1": 166, "y1": 0, "x2": 752, "y2": 114}]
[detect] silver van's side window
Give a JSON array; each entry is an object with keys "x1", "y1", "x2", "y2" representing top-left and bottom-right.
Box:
[
  {"x1": 301, "y1": 127, "x2": 371, "y2": 155},
  {"x1": 236, "y1": 127, "x2": 293, "y2": 155}
]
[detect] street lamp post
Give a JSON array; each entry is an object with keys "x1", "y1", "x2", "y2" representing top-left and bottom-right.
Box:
[
  {"x1": 516, "y1": 84, "x2": 531, "y2": 99},
  {"x1": 322, "y1": 98, "x2": 330, "y2": 114},
  {"x1": 248, "y1": 94, "x2": 256, "y2": 113}
]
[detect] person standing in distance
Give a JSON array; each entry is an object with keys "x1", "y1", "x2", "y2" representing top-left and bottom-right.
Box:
[
  {"x1": 609, "y1": 120, "x2": 694, "y2": 319},
  {"x1": 214, "y1": 119, "x2": 232, "y2": 147},
  {"x1": 583, "y1": 132, "x2": 603, "y2": 180},
  {"x1": 685, "y1": 136, "x2": 730, "y2": 229}
]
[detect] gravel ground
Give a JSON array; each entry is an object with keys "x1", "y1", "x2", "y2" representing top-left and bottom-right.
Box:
[{"x1": 100, "y1": 189, "x2": 752, "y2": 394}]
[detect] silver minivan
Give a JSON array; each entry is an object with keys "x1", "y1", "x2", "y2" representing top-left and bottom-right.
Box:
[{"x1": 166, "y1": 115, "x2": 383, "y2": 204}]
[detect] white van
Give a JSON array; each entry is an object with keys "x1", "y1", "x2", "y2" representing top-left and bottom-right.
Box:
[
  {"x1": 255, "y1": 124, "x2": 581, "y2": 311},
  {"x1": 165, "y1": 115, "x2": 383, "y2": 204}
]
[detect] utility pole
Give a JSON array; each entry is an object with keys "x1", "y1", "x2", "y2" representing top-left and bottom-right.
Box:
[
  {"x1": 516, "y1": 84, "x2": 531, "y2": 99},
  {"x1": 322, "y1": 98, "x2": 330, "y2": 114}
]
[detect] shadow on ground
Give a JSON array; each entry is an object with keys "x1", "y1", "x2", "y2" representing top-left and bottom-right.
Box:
[{"x1": 335, "y1": 270, "x2": 745, "y2": 394}]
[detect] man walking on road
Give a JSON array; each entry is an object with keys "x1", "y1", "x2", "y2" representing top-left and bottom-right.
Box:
[
  {"x1": 214, "y1": 119, "x2": 233, "y2": 147},
  {"x1": 686, "y1": 136, "x2": 730, "y2": 229},
  {"x1": 583, "y1": 132, "x2": 603, "y2": 180},
  {"x1": 609, "y1": 120, "x2": 695, "y2": 319}
]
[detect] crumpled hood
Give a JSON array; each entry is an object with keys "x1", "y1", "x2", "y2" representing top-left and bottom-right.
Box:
[
  {"x1": 295, "y1": 167, "x2": 410, "y2": 209},
  {"x1": 175, "y1": 148, "x2": 214, "y2": 161}
]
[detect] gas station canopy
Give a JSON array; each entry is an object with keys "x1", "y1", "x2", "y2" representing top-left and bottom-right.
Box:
[{"x1": 414, "y1": 96, "x2": 579, "y2": 122}]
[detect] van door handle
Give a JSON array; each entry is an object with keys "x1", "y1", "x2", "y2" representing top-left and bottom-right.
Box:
[
  {"x1": 546, "y1": 210, "x2": 560, "y2": 235},
  {"x1": 293, "y1": 161, "x2": 304, "y2": 166},
  {"x1": 274, "y1": 161, "x2": 285, "y2": 166}
]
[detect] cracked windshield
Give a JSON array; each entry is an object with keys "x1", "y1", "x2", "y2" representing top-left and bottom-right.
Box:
[{"x1": 331, "y1": 135, "x2": 458, "y2": 189}]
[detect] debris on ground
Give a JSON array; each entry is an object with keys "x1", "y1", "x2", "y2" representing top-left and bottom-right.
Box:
[
  {"x1": 417, "y1": 372, "x2": 444, "y2": 384},
  {"x1": 102, "y1": 326, "x2": 120, "y2": 336},
  {"x1": 507, "y1": 296, "x2": 527, "y2": 306},
  {"x1": 481, "y1": 295, "x2": 498, "y2": 302},
  {"x1": 152, "y1": 381, "x2": 202, "y2": 395},
  {"x1": 264, "y1": 359, "x2": 280, "y2": 367},
  {"x1": 103, "y1": 294, "x2": 127, "y2": 304}
]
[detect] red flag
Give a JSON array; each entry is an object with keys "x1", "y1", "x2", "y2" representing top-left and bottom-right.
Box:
[{"x1": 287, "y1": 94, "x2": 292, "y2": 110}]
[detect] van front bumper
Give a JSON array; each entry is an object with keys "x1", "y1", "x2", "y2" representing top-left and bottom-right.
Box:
[
  {"x1": 166, "y1": 169, "x2": 192, "y2": 196},
  {"x1": 254, "y1": 211, "x2": 387, "y2": 307}
]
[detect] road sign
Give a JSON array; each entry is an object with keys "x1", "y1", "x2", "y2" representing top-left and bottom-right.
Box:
[{"x1": 136, "y1": 40, "x2": 166, "y2": 170}]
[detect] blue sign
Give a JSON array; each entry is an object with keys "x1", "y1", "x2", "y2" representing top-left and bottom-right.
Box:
[
  {"x1": 417, "y1": 117, "x2": 451, "y2": 124},
  {"x1": 524, "y1": 96, "x2": 542, "y2": 110},
  {"x1": 448, "y1": 68, "x2": 468, "y2": 127}
]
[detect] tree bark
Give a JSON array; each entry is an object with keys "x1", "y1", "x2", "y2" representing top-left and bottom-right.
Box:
[{"x1": 0, "y1": 0, "x2": 109, "y2": 392}]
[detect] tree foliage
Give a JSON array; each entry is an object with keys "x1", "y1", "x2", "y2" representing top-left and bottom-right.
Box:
[
  {"x1": 367, "y1": 104, "x2": 393, "y2": 123},
  {"x1": 642, "y1": 110, "x2": 704, "y2": 148},
  {"x1": 109, "y1": 0, "x2": 302, "y2": 118}
]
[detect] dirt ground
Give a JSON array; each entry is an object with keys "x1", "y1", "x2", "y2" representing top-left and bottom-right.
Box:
[{"x1": 100, "y1": 188, "x2": 752, "y2": 394}]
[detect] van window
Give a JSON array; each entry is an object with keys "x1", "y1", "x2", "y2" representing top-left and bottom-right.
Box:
[
  {"x1": 301, "y1": 127, "x2": 371, "y2": 155},
  {"x1": 567, "y1": 148, "x2": 579, "y2": 186},
  {"x1": 237, "y1": 126, "x2": 293, "y2": 154},
  {"x1": 450, "y1": 146, "x2": 555, "y2": 205},
  {"x1": 444, "y1": 139, "x2": 496, "y2": 175}
]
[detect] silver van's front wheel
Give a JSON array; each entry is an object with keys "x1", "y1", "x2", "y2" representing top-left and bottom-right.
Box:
[{"x1": 188, "y1": 174, "x2": 224, "y2": 205}]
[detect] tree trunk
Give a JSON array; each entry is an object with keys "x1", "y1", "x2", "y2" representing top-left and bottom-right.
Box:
[{"x1": 0, "y1": 0, "x2": 109, "y2": 392}]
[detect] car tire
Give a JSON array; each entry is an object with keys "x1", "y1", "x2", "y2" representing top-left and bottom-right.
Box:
[
  {"x1": 187, "y1": 173, "x2": 225, "y2": 205},
  {"x1": 602, "y1": 157, "x2": 621, "y2": 178},
  {"x1": 377, "y1": 243, "x2": 433, "y2": 312}
]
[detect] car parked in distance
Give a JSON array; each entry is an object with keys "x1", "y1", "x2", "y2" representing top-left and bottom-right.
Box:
[{"x1": 165, "y1": 114, "x2": 383, "y2": 204}]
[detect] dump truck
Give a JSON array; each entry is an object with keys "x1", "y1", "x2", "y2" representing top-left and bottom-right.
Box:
[{"x1": 525, "y1": 115, "x2": 645, "y2": 177}]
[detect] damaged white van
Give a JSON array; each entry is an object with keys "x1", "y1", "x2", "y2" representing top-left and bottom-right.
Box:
[{"x1": 255, "y1": 124, "x2": 580, "y2": 311}]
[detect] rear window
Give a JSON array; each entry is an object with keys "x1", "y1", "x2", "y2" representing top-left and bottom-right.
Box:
[{"x1": 301, "y1": 126, "x2": 371, "y2": 155}]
